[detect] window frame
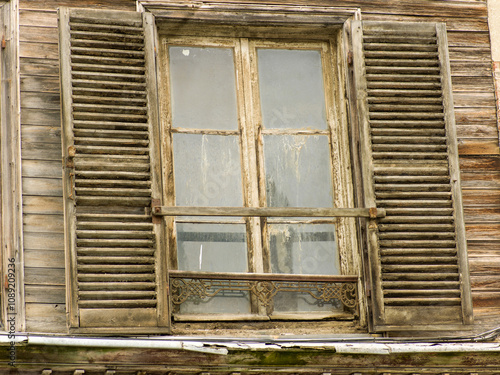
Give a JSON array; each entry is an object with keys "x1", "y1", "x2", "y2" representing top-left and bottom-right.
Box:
[{"x1": 157, "y1": 25, "x2": 362, "y2": 322}]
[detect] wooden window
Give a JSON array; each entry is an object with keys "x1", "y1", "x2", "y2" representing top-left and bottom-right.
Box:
[
  {"x1": 59, "y1": 6, "x2": 472, "y2": 333},
  {"x1": 159, "y1": 37, "x2": 358, "y2": 320}
]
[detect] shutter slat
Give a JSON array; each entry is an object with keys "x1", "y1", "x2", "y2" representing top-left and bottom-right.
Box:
[
  {"x1": 70, "y1": 30, "x2": 144, "y2": 42},
  {"x1": 78, "y1": 248, "x2": 155, "y2": 256},
  {"x1": 71, "y1": 39, "x2": 144, "y2": 50},
  {"x1": 77, "y1": 230, "x2": 155, "y2": 239},
  {"x1": 75, "y1": 160, "x2": 150, "y2": 170},
  {"x1": 74, "y1": 120, "x2": 148, "y2": 130},
  {"x1": 73, "y1": 96, "x2": 147, "y2": 105},
  {"x1": 72, "y1": 79, "x2": 146, "y2": 90},
  {"x1": 77, "y1": 256, "x2": 155, "y2": 264},
  {"x1": 76, "y1": 188, "x2": 151, "y2": 197},
  {"x1": 71, "y1": 55, "x2": 147, "y2": 67},
  {"x1": 384, "y1": 298, "x2": 460, "y2": 305},
  {"x1": 71, "y1": 63, "x2": 145, "y2": 73},
  {"x1": 78, "y1": 273, "x2": 155, "y2": 282},
  {"x1": 379, "y1": 224, "x2": 455, "y2": 231},
  {"x1": 77, "y1": 264, "x2": 155, "y2": 272},
  {"x1": 375, "y1": 184, "x2": 451, "y2": 191},
  {"x1": 370, "y1": 119, "x2": 444, "y2": 127},
  {"x1": 379, "y1": 240, "x2": 457, "y2": 248},
  {"x1": 71, "y1": 46, "x2": 145, "y2": 58},
  {"x1": 72, "y1": 72, "x2": 146, "y2": 82},
  {"x1": 380, "y1": 217, "x2": 454, "y2": 224},
  {"x1": 79, "y1": 282, "x2": 156, "y2": 291},
  {"x1": 75, "y1": 180, "x2": 151, "y2": 188},
  {"x1": 381, "y1": 256, "x2": 458, "y2": 264},
  {"x1": 79, "y1": 300, "x2": 157, "y2": 308},
  {"x1": 383, "y1": 273, "x2": 459, "y2": 281},
  {"x1": 380, "y1": 248, "x2": 457, "y2": 256}
]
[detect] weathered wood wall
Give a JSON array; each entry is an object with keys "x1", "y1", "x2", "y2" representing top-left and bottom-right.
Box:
[{"x1": 18, "y1": 0, "x2": 500, "y2": 334}]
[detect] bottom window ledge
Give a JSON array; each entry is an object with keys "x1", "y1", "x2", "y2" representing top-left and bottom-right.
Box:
[
  {"x1": 173, "y1": 311, "x2": 355, "y2": 322},
  {"x1": 173, "y1": 313, "x2": 271, "y2": 322},
  {"x1": 268, "y1": 311, "x2": 355, "y2": 321}
]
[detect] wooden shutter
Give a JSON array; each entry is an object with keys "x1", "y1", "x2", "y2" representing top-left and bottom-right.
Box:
[
  {"x1": 351, "y1": 21, "x2": 473, "y2": 331},
  {"x1": 59, "y1": 8, "x2": 167, "y2": 332}
]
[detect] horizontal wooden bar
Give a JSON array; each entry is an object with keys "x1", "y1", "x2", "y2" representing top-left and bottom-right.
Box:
[
  {"x1": 153, "y1": 206, "x2": 386, "y2": 218},
  {"x1": 169, "y1": 270, "x2": 358, "y2": 283}
]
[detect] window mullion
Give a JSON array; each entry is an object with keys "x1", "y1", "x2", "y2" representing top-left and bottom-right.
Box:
[{"x1": 238, "y1": 38, "x2": 266, "y2": 277}]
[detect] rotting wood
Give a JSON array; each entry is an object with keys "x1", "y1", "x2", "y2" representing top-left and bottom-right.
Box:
[{"x1": 153, "y1": 206, "x2": 386, "y2": 218}]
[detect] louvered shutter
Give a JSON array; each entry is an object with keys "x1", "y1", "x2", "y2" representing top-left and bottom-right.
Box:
[
  {"x1": 59, "y1": 8, "x2": 167, "y2": 331},
  {"x1": 351, "y1": 21, "x2": 473, "y2": 331}
]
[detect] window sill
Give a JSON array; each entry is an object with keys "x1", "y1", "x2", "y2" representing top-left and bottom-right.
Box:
[{"x1": 173, "y1": 311, "x2": 355, "y2": 322}]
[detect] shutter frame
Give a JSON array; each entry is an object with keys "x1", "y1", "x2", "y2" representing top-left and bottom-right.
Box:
[
  {"x1": 351, "y1": 21, "x2": 473, "y2": 331},
  {"x1": 59, "y1": 7, "x2": 168, "y2": 332}
]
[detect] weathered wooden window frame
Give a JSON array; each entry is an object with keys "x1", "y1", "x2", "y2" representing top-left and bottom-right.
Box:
[{"x1": 152, "y1": 5, "x2": 365, "y2": 323}]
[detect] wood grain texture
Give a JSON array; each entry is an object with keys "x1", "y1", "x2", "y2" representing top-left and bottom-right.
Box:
[
  {"x1": 25, "y1": 303, "x2": 67, "y2": 333},
  {"x1": 25, "y1": 267, "x2": 65, "y2": 285}
]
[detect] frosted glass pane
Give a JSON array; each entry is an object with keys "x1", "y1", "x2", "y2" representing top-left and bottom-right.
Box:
[
  {"x1": 169, "y1": 46, "x2": 238, "y2": 130},
  {"x1": 177, "y1": 223, "x2": 248, "y2": 272},
  {"x1": 257, "y1": 49, "x2": 327, "y2": 130},
  {"x1": 269, "y1": 224, "x2": 339, "y2": 275},
  {"x1": 173, "y1": 134, "x2": 243, "y2": 207},
  {"x1": 264, "y1": 135, "x2": 333, "y2": 208},
  {"x1": 269, "y1": 223, "x2": 340, "y2": 312},
  {"x1": 177, "y1": 223, "x2": 250, "y2": 314}
]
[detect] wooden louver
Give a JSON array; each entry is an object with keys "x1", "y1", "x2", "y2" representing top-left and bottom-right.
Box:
[
  {"x1": 59, "y1": 8, "x2": 165, "y2": 330},
  {"x1": 352, "y1": 21, "x2": 472, "y2": 330}
]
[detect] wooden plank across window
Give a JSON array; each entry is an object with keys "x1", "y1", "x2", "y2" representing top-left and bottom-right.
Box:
[
  {"x1": 170, "y1": 270, "x2": 358, "y2": 283},
  {"x1": 152, "y1": 206, "x2": 386, "y2": 218}
]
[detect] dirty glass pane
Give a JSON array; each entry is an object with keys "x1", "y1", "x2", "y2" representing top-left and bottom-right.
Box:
[
  {"x1": 177, "y1": 223, "x2": 250, "y2": 314},
  {"x1": 269, "y1": 224, "x2": 338, "y2": 275},
  {"x1": 169, "y1": 46, "x2": 238, "y2": 130},
  {"x1": 257, "y1": 48, "x2": 327, "y2": 130},
  {"x1": 263, "y1": 135, "x2": 333, "y2": 208},
  {"x1": 269, "y1": 223, "x2": 340, "y2": 312},
  {"x1": 173, "y1": 134, "x2": 243, "y2": 207}
]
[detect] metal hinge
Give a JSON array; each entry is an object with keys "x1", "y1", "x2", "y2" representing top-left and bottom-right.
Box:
[{"x1": 151, "y1": 198, "x2": 162, "y2": 224}]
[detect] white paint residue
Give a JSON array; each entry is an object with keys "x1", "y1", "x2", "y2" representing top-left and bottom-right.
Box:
[
  {"x1": 182, "y1": 49, "x2": 190, "y2": 56},
  {"x1": 199, "y1": 244, "x2": 203, "y2": 270}
]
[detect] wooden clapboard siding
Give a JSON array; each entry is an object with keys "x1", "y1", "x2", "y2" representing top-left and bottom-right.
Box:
[
  {"x1": 14, "y1": 0, "x2": 499, "y2": 334},
  {"x1": 25, "y1": 303, "x2": 67, "y2": 333},
  {"x1": 460, "y1": 155, "x2": 500, "y2": 323},
  {"x1": 19, "y1": 0, "x2": 135, "y2": 333}
]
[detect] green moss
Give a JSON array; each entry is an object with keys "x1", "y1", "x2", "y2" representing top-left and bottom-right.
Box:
[{"x1": 228, "y1": 349, "x2": 337, "y2": 366}]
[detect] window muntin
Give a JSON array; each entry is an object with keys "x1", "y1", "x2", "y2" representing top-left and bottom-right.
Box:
[{"x1": 163, "y1": 36, "x2": 348, "y2": 317}]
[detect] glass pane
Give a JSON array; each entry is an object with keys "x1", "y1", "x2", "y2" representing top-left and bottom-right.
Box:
[
  {"x1": 269, "y1": 223, "x2": 340, "y2": 312},
  {"x1": 257, "y1": 48, "x2": 327, "y2": 130},
  {"x1": 169, "y1": 46, "x2": 238, "y2": 130},
  {"x1": 177, "y1": 223, "x2": 250, "y2": 314},
  {"x1": 177, "y1": 223, "x2": 248, "y2": 272},
  {"x1": 268, "y1": 223, "x2": 338, "y2": 275},
  {"x1": 264, "y1": 135, "x2": 333, "y2": 208},
  {"x1": 173, "y1": 134, "x2": 243, "y2": 207}
]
